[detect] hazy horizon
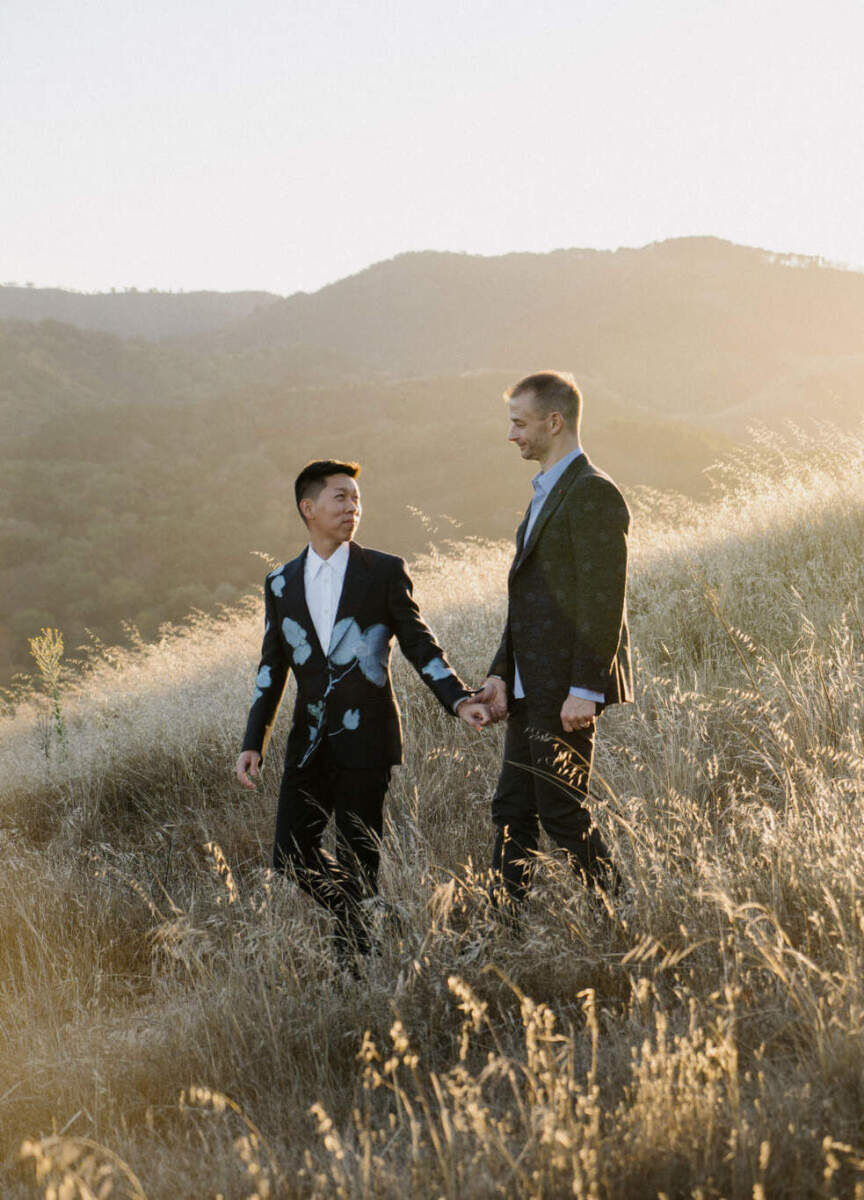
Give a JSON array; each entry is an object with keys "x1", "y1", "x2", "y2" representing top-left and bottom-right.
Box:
[{"x1": 4, "y1": 233, "x2": 864, "y2": 299}]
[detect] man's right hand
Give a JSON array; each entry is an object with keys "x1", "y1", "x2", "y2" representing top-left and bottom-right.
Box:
[
  {"x1": 473, "y1": 676, "x2": 508, "y2": 722},
  {"x1": 236, "y1": 750, "x2": 262, "y2": 789}
]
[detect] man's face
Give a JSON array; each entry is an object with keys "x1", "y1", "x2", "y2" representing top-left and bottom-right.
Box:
[
  {"x1": 303, "y1": 473, "x2": 361, "y2": 542},
  {"x1": 507, "y1": 392, "x2": 555, "y2": 462}
]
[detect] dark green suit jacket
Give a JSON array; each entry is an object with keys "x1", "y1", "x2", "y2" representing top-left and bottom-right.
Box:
[{"x1": 490, "y1": 452, "x2": 633, "y2": 713}]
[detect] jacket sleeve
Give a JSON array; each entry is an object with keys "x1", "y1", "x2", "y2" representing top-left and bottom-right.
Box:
[
  {"x1": 388, "y1": 558, "x2": 472, "y2": 714},
  {"x1": 241, "y1": 576, "x2": 291, "y2": 759},
  {"x1": 488, "y1": 616, "x2": 512, "y2": 684},
  {"x1": 489, "y1": 510, "x2": 528, "y2": 685},
  {"x1": 564, "y1": 478, "x2": 630, "y2": 695}
]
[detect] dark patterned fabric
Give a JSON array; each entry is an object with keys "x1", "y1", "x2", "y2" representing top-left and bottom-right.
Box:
[
  {"x1": 242, "y1": 541, "x2": 471, "y2": 769},
  {"x1": 489, "y1": 452, "x2": 633, "y2": 709}
]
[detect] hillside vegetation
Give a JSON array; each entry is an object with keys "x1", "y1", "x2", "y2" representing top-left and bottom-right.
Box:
[
  {"x1": 0, "y1": 287, "x2": 278, "y2": 339},
  {"x1": 228, "y1": 239, "x2": 864, "y2": 432},
  {"x1": 1, "y1": 427, "x2": 863, "y2": 1197},
  {"x1": 3, "y1": 236, "x2": 862, "y2": 684}
]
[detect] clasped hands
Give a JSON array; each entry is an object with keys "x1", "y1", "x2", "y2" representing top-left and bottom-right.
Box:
[
  {"x1": 457, "y1": 678, "x2": 596, "y2": 733},
  {"x1": 238, "y1": 683, "x2": 595, "y2": 784}
]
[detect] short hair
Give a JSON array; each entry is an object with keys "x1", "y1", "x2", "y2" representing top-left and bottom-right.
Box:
[
  {"x1": 505, "y1": 371, "x2": 582, "y2": 432},
  {"x1": 294, "y1": 459, "x2": 361, "y2": 520}
]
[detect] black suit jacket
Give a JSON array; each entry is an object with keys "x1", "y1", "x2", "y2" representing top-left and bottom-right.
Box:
[
  {"x1": 242, "y1": 541, "x2": 472, "y2": 769},
  {"x1": 489, "y1": 452, "x2": 633, "y2": 714}
]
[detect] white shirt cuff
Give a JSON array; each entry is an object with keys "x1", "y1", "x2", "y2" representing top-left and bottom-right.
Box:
[{"x1": 569, "y1": 686, "x2": 604, "y2": 704}]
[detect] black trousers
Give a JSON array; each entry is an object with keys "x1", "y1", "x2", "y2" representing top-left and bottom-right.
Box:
[
  {"x1": 274, "y1": 738, "x2": 391, "y2": 953},
  {"x1": 491, "y1": 700, "x2": 615, "y2": 903}
]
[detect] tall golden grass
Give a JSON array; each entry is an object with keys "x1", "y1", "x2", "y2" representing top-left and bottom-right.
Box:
[{"x1": 2, "y1": 425, "x2": 864, "y2": 1198}]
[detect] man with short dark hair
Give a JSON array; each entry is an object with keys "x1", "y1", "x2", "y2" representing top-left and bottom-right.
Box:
[
  {"x1": 475, "y1": 371, "x2": 633, "y2": 909},
  {"x1": 236, "y1": 459, "x2": 489, "y2": 967}
]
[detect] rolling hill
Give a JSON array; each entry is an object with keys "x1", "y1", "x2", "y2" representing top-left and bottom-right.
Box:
[{"x1": 0, "y1": 285, "x2": 279, "y2": 339}]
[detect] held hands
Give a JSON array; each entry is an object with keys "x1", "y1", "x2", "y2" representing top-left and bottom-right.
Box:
[
  {"x1": 560, "y1": 695, "x2": 596, "y2": 732},
  {"x1": 457, "y1": 699, "x2": 492, "y2": 732},
  {"x1": 473, "y1": 676, "x2": 508, "y2": 722},
  {"x1": 470, "y1": 679, "x2": 595, "y2": 731},
  {"x1": 236, "y1": 749, "x2": 262, "y2": 789}
]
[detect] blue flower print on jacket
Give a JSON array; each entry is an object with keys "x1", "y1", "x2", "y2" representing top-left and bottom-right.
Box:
[
  {"x1": 282, "y1": 616, "x2": 312, "y2": 664},
  {"x1": 252, "y1": 664, "x2": 271, "y2": 703},
  {"x1": 297, "y1": 699, "x2": 326, "y2": 768},
  {"x1": 421, "y1": 656, "x2": 453, "y2": 683},
  {"x1": 329, "y1": 619, "x2": 389, "y2": 686},
  {"x1": 269, "y1": 570, "x2": 286, "y2": 598},
  {"x1": 324, "y1": 707, "x2": 360, "y2": 744},
  {"x1": 306, "y1": 699, "x2": 325, "y2": 739}
]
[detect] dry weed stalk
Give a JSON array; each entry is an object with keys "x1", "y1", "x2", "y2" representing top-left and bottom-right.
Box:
[{"x1": 20, "y1": 1135, "x2": 148, "y2": 1199}]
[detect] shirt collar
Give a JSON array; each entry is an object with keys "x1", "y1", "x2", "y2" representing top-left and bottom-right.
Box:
[
  {"x1": 306, "y1": 539, "x2": 350, "y2": 578},
  {"x1": 532, "y1": 447, "x2": 584, "y2": 497}
]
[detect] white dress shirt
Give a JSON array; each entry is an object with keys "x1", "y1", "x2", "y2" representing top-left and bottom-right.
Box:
[
  {"x1": 304, "y1": 540, "x2": 350, "y2": 654},
  {"x1": 304, "y1": 539, "x2": 469, "y2": 714}
]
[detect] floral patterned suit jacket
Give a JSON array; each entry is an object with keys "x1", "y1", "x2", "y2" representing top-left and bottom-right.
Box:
[{"x1": 242, "y1": 541, "x2": 472, "y2": 769}]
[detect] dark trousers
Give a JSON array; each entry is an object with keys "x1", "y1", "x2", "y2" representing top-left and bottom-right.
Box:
[
  {"x1": 491, "y1": 700, "x2": 615, "y2": 904},
  {"x1": 274, "y1": 738, "x2": 391, "y2": 953}
]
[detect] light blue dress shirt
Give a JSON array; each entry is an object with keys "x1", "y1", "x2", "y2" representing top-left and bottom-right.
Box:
[{"x1": 512, "y1": 447, "x2": 605, "y2": 706}]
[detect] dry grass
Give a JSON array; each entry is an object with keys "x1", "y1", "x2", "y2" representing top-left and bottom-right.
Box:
[{"x1": 2, "y1": 426, "x2": 864, "y2": 1198}]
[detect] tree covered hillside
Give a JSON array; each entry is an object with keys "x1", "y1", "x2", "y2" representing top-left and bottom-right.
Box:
[
  {"x1": 0, "y1": 362, "x2": 729, "y2": 685},
  {"x1": 0, "y1": 285, "x2": 279, "y2": 339}
]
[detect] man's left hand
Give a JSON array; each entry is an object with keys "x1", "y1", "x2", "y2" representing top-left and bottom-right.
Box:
[
  {"x1": 457, "y1": 700, "x2": 492, "y2": 732},
  {"x1": 560, "y1": 695, "x2": 596, "y2": 732}
]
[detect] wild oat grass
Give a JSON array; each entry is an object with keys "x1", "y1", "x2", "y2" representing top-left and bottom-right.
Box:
[{"x1": 2, "y1": 427, "x2": 864, "y2": 1198}]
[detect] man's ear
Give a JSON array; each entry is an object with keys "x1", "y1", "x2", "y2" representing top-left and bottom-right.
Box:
[
  {"x1": 299, "y1": 497, "x2": 314, "y2": 523},
  {"x1": 549, "y1": 411, "x2": 564, "y2": 435}
]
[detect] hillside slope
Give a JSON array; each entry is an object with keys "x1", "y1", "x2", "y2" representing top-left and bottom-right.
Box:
[
  {"x1": 1, "y1": 429, "x2": 863, "y2": 1198},
  {"x1": 0, "y1": 358, "x2": 730, "y2": 683},
  {"x1": 0, "y1": 285, "x2": 280, "y2": 339},
  {"x1": 226, "y1": 237, "x2": 864, "y2": 432}
]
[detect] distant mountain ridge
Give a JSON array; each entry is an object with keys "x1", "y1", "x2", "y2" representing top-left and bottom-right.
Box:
[
  {"x1": 221, "y1": 236, "x2": 864, "y2": 432},
  {"x1": 0, "y1": 286, "x2": 281, "y2": 339},
  {"x1": 3, "y1": 234, "x2": 863, "y2": 444}
]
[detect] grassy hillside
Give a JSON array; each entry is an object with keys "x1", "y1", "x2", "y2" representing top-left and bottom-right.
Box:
[
  {"x1": 0, "y1": 357, "x2": 730, "y2": 686},
  {"x1": 1, "y1": 428, "x2": 863, "y2": 1197}
]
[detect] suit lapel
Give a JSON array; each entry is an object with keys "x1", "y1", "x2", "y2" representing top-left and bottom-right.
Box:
[
  {"x1": 515, "y1": 505, "x2": 531, "y2": 554},
  {"x1": 509, "y1": 505, "x2": 532, "y2": 581},
  {"x1": 281, "y1": 549, "x2": 328, "y2": 664},
  {"x1": 512, "y1": 453, "x2": 591, "y2": 574},
  {"x1": 327, "y1": 541, "x2": 373, "y2": 659}
]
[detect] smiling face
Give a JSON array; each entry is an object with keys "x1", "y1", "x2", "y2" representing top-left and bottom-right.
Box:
[
  {"x1": 507, "y1": 390, "x2": 560, "y2": 463},
  {"x1": 300, "y1": 473, "x2": 362, "y2": 545}
]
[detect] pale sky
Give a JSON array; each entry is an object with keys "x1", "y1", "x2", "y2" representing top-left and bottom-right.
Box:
[{"x1": 2, "y1": 0, "x2": 862, "y2": 294}]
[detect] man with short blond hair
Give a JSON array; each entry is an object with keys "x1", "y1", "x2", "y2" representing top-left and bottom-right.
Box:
[{"x1": 476, "y1": 371, "x2": 633, "y2": 908}]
